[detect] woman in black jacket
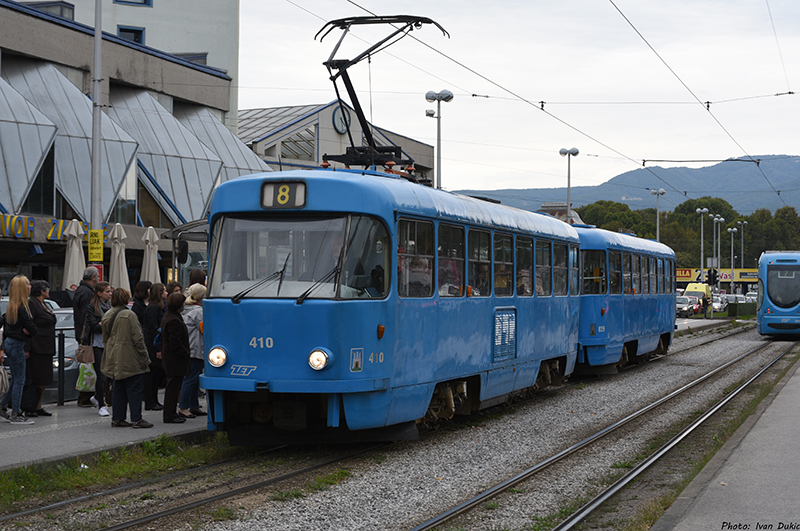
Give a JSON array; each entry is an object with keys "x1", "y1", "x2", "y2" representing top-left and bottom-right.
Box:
[
  {"x1": 131, "y1": 281, "x2": 151, "y2": 324},
  {"x1": 28, "y1": 280, "x2": 57, "y2": 416},
  {"x1": 141, "y1": 282, "x2": 167, "y2": 411},
  {"x1": 0, "y1": 275, "x2": 37, "y2": 424},
  {"x1": 160, "y1": 292, "x2": 190, "y2": 423}
]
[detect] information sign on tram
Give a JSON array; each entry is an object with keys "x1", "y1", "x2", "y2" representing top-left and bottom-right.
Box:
[{"x1": 261, "y1": 182, "x2": 306, "y2": 209}]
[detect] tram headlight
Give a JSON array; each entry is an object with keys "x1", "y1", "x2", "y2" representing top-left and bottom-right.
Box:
[
  {"x1": 308, "y1": 348, "x2": 334, "y2": 371},
  {"x1": 208, "y1": 347, "x2": 228, "y2": 368}
]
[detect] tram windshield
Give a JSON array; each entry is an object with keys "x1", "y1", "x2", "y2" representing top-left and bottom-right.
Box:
[
  {"x1": 767, "y1": 264, "x2": 800, "y2": 308},
  {"x1": 208, "y1": 214, "x2": 390, "y2": 300}
]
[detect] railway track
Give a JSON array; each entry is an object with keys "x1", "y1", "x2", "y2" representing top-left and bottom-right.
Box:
[
  {"x1": 409, "y1": 336, "x2": 793, "y2": 531},
  {"x1": 0, "y1": 325, "x2": 766, "y2": 531}
]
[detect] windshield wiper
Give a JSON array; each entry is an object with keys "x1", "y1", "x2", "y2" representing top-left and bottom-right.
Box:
[
  {"x1": 231, "y1": 259, "x2": 289, "y2": 304},
  {"x1": 296, "y1": 265, "x2": 339, "y2": 305},
  {"x1": 275, "y1": 253, "x2": 291, "y2": 297}
]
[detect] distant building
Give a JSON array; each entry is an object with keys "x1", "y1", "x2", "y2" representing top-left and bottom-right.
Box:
[
  {"x1": 239, "y1": 103, "x2": 434, "y2": 181},
  {"x1": 539, "y1": 202, "x2": 584, "y2": 225}
]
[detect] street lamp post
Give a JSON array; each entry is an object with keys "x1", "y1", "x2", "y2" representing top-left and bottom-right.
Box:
[
  {"x1": 697, "y1": 207, "x2": 708, "y2": 281},
  {"x1": 737, "y1": 220, "x2": 747, "y2": 269},
  {"x1": 425, "y1": 90, "x2": 454, "y2": 189},
  {"x1": 559, "y1": 147, "x2": 579, "y2": 223},
  {"x1": 717, "y1": 217, "x2": 725, "y2": 290},
  {"x1": 728, "y1": 227, "x2": 738, "y2": 294},
  {"x1": 650, "y1": 189, "x2": 666, "y2": 241}
]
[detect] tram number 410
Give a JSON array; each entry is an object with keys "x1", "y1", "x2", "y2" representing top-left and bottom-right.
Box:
[{"x1": 249, "y1": 337, "x2": 274, "y2": 349}]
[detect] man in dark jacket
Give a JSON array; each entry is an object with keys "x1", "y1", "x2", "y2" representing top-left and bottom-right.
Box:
[{"x1": 72, "y1": 266, "x2": 98, "y2": 406}]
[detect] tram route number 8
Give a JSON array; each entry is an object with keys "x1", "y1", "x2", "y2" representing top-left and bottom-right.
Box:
[
  {"x1": 261, "y1": 182, "x2": 306, "y2": 209},
  {"x1": 249, "y1": 337, "x2": 274, "y2": 348}
]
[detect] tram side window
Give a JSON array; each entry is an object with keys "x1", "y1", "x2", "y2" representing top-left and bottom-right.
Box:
[
  {"x1": 341, "y1": 216, "x2": 391, "y2": 299},
  {"x1": 398, "y1": 219, "x2": 434, "y2": 298},
  {"x1": 570, "y1": 245, "x2": 580, "y2": 296},
  {"x1": 582, "y1": 250, "x2": 606, "y2": 294},
  {"x1": 650, "y1": 255, "x2": 657, "y2": 294},
  {"x1": 535, "y1": 240, "x2": 552, "y2": 296},
  {"x1": 516, "y1": 236, "x2": 533, "y2": 296},
  {"x1": 641, "y1": 256, "x2": 649, "y2": 294},
  {"x1": 438, "y1": 224, "x2": 464, "y2": 297},
  {"x1": 631, "y1": 254, "x2": 640, "y2": 294},
  {"x1": 553, "y1": 242, "x2": 568, "y2": 296},
  {"x1": 658, "y1": 258, "x2": 665, "y2": 294},
  {"x1": 609, "y1": 251, "x2": 622, "y2": 295},
  {"x1": 623, "y1": 253, "x2": 632, "y2": 295},
  {"x1": 468, "y1": 230, "x2": 491, "y2": 297},
  {"x1": 494, "y1": 233, "x2": 514, "y2": 297}
]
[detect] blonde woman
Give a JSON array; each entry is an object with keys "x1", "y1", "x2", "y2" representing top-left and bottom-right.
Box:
[{"x1": 0, "y1": 276, "x2": 37, "y2": 424}]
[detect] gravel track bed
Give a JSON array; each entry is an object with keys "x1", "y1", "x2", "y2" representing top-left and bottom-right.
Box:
[{"x1": 198, "y1": 325, "x2": 776, "y2": 531}]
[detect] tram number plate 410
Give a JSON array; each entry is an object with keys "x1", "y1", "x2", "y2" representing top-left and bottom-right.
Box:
[{"x1": 249, "y1": 337, "x2": 274, "y2": 348}]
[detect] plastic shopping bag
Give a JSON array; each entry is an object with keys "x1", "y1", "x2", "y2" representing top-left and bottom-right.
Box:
[{"x1": 76, "y1": 362, "x2": 97, "y2": 392}]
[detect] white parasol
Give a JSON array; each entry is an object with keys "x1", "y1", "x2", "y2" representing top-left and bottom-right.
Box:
[
  {"x1": 62, "y1": 219, "x2": 85, "y2": 290},
  {"x1": 108, "y1": 223, "x2": 130, "y2": 292},
  {"x1": 140, "y1": 226, "x2": 162, "y2": 284}
]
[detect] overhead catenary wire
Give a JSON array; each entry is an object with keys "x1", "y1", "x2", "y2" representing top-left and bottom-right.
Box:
[{"x1": 282, "y1": 0, "x2": 791, "y2": 205}]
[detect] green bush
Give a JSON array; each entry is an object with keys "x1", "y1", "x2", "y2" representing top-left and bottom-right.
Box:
[{"x1": 727, "y1": 302, "x2": 756, "y2": 316}]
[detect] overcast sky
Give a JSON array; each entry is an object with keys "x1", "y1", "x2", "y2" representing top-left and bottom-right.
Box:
[{"x1": 238, "y1": 0, "x2": 799, "y2": 200}]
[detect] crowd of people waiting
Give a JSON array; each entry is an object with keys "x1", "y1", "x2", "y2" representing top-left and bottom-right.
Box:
[{"x1": 0, "y1": 266, "x2": 207, "y2": 427}]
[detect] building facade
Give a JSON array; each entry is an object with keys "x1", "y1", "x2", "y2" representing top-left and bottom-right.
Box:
[{"x1": 0, "y1": 0, "x2": 267, "y2": 293}]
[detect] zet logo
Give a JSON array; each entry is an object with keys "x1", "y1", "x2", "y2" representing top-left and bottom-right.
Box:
[{"x1": 230, "y1": 365, "x2": 257, "y2": 376}]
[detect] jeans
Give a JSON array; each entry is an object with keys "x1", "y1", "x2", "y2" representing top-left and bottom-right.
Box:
[
  {"x1": 179, "y1": 358, "x2": 204, "y2": 410},
  {"x1": 93, "y1": 347, "x2": 107, "y2": 407},
  {"x1": 2, "y1": 337, "x2": 27, "y2": 413},
  {"x1": 112, "y1": 374, "x2": 143, "y2": 422}
]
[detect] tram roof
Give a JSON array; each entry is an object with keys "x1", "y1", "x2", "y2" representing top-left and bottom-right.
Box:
[
  {"x1": 573, "y1": 225, "x2": 675, "y2": 258},
  {"x1": 212, "y1": 169, "x2": 579, "y2": 242}
]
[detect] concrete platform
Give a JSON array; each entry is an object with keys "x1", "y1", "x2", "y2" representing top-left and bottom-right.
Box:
[
  {"x1": 675, "y1": 317, "x2": 731, "y2": 335},
  {"x1": 651, "y1": 351, "x2": 800, "y2": 531},
  {"x1": 0, "y1": 391, "x2": 208, "y2": 471}
]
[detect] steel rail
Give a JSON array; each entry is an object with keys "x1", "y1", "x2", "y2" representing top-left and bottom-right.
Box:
[
  {"x1": 97, "y1": 443, "x2": 390, "y2": 531},
  {"x1": 409, "y1": 338, "x2": 775, "y2": 531},
  {"x1": 552, "y1": 339, "x2": 798, "y2": 531},
  {"x1": 0, "y1": 445, "x2": 287, "y2": 523}
]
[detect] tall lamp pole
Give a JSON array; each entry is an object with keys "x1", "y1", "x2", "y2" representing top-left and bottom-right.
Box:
[
  {"x1": 728, "y1": 227, "x2": 738, "y2": 294},
  {"x1": 559, "y1": 147, "x2": 579, "y2": 223},
  {"x1": 737, "y1": 220, "x2": 747, "y2": 269},
  {"x1": 650, "y1": 189, "x2": 665, "y2": 241},
  {"x1": 697, "y1": 207, "x2": 708, "y2": 280},
  {"x1": 425, "y1": 90, "x2": 453, "y2": 189}
]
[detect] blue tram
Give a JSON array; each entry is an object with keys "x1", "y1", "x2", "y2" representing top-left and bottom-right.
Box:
[
  {"x1": 199, "y1": 169, "x2": 582, "y2": 444},
  {"x1": 574, "y1": 226, "x2": 676, "y2": 369},
  {"x1": 756, "y1": 251, "x2": 800, "y2": 335}
]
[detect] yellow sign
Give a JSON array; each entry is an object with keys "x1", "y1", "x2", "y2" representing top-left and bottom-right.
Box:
[{"x1": 88, "y1": 229, "x2": 104, "y2": 262}]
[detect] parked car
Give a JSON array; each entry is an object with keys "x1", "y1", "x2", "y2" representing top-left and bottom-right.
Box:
[
  {"x1": 1, "y1": 296, "x2": 59, "y2": 315},
  {"x1": 712, "y1": 296, "x2": 728, "y2": 313},
  {"x1": 745, "y1": 291, "x2": 758, "y2": 302},
  {"x1": 735, "y1": 294, "x2": 747, "y2": 303},
  {"x1": 685, "y1": 296, "x2": 702, "y2": 315},
  {"x1": 676, "y1": 296, "x2": 694, "y2": 318},
  {"x1": 1, "y1": 308, "x2": 80, "y2": 405}
]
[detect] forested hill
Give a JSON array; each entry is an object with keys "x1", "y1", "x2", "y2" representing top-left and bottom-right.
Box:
[{"x1": 454, "y1": 155, "x2": 800, "y2": 215}]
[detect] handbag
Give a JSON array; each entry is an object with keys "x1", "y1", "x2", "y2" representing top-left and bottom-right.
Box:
[
  {"x1": 0, "y1": 367, "x2": 9, "y2": 396},
  {"x1": 76, "y1": 362, "x2": 97, "y2": 392},
  {"x1": 76, "y1": 344, "x2": 95, "y2": 364}
]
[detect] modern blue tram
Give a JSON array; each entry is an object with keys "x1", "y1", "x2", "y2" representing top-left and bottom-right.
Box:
[
  {"x1": 199, "y1": 168, "x2": 583, "y2": 444},
  {"x1": 574, "y1": 226, "x2": 676, "y2": 368},
  {"x1": 756, "y1": 251, "x2": 800, "y2": 335}
]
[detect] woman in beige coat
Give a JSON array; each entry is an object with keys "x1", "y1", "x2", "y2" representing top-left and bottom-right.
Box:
[{"x1": 101, "y1": 288, "x2": 153, "y2": 428}]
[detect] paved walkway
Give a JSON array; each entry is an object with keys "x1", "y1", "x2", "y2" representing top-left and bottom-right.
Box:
[
  {"x1": 0, "y1": 391, "x2": 208, "y2": 471},
  {"x1": 652, "y1": 348, "x2": 800, "y2": 530}
]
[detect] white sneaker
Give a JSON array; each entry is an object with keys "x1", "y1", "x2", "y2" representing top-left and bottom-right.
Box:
[
  {"x1": 90, "y1": 396, "x2": 99, "y2": 408},
  {"x1": 9, "y1": 413, "x2": 34, "y2": 425},
  {"x1": 98, "y1": 406, "x2": 110, "y2": 417}
]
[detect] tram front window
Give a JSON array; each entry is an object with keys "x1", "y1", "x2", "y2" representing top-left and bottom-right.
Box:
[
  {"x1": 767, "y1": 264, "x2": 800, "y2": 308},
  {"x1": 208, "y1": 214, "x2": 390, "y2": 300}
]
